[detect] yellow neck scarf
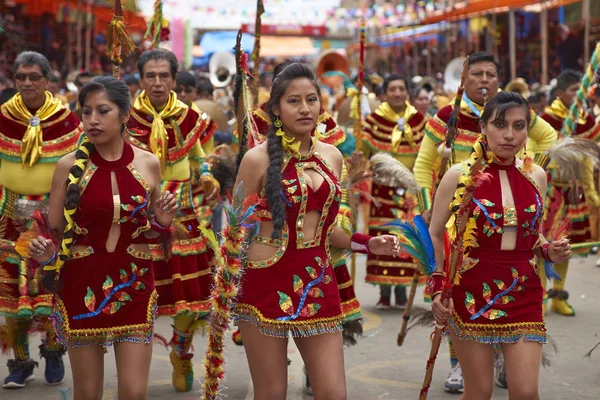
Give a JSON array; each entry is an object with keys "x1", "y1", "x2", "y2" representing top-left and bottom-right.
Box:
[
  {"x1": 376, "y1": 101, "x2": 418, "y2": 150},
  {"x1": 4, "y1": 91, "x2": 64, "y2": 166},
  {"x1": 544, "y1": 98, "x2": 587, "y2": 125},
  {"x1": 133, "y1": 90, "x2": 185, "y2": 171}
]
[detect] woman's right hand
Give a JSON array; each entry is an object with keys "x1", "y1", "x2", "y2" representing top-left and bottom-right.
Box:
[
  {"x1": 210, "y1": 312, "x2": 229, "y2": 334},
  {"x1": 28, "y1": 236, "x2": 55, "y2": 264},
  {"x1": 432, "y1": 295, "x2": 454, "y2": 327}
]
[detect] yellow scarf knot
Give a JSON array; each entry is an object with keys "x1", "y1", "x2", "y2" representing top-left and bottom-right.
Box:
[
  {"x1": 276, "y1": 128, "x2": 302, "y2": 156},
  {"x1": 346, "y1": 87, "x2": 360, "y2": 121},
  {"x1": 376, "y1": 102, "x2": 418, "y2": 150},
  {"x1": 133, "y1": 91, "x2": 185, "y2": 172},
  {"x1": 4, "y1": 91, "x2": 64, "y2": 167},
  {"x1": 544, "y1": 98, "x2": 587, "y2": 125}
]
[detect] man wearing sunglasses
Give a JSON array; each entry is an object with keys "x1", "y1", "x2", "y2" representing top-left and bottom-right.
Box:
[{"x1": 0, "y1": 51, "x2": 83, "y2": 389}]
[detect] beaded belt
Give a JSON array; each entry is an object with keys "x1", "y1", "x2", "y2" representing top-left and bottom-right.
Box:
[{"x1": 0, "y1": 186, "x2": 49, "y2": 219}]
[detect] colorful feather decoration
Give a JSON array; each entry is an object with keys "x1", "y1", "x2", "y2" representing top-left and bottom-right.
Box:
[
  {"x1": 107, "y1": 0, "x2": 136, "y2": 78},
  {"x1": 384, "y1": 215, "x2": 436, "y2": 275},
  {"x1": 200, "y1": 182, "x2": 262, "y2": 400}
]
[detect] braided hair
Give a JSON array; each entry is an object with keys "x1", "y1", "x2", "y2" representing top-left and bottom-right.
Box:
[
  {"x1": 264, "y1": 63, "x2": 321, "y2": 239},
  {"x1": 43, "y1": 76, "x2": 131, "y2": 291}
]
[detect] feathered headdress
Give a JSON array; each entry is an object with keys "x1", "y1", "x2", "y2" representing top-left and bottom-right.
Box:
[{"x1": 547, "y1": 137, "x2": 600, "y2": 182}]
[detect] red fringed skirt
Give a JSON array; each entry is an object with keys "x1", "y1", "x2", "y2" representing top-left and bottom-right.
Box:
[
  {"x1": 449, "y1": 249, "x2": 546, "y2": 344},
  {"x1": 52, "y1": 247, "x2": 157, "y2": 347}
]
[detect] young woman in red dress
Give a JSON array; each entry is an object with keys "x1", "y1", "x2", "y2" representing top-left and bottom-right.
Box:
[
  {"x1": 233, "y1": 63, "x2": 399, "y2": 400},
  {"x1": 26, "y1": 76, "x2": 177, "y2": 399},
  {"x1": 429, "y1": 92, "x2": 571, "y2": 399}
]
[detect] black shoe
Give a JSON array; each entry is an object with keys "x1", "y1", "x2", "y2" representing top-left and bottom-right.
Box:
[{"x1": 3, "y1": 359, "x2": 38, "y2": 389}]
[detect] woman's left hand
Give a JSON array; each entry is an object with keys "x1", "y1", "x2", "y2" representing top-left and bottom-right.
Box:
[
  {"x1": 368, "y1": 235, "x2": 400, "y2": 257},
  {"x1": 154, "y1": 190, "x2": 178, "y2": 227},
  {"x1": 549, "y1": 238, "x2": 571, "y2": 263}
]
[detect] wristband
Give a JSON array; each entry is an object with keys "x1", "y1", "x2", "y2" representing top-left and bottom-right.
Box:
[
  {"x1": 39, "y1": 249, "x2": 57, "y2": 269},
  {"x1": 351, "y1": 233, "x2": 372, "y2": 254},
  {"x1": 151, "y1": 217, "x2": 172, "y2": 235},
  {"x1": 427, "y1": 272, "x2": 445, "y2": 299},
  {"x1": 540, "y1": 243, "x2": 554, "y2": 263}
]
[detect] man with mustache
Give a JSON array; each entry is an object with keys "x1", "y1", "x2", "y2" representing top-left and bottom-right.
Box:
[
  {"x1": 413, "y1": 51, "x2": 557, "y2": 393},
  {"x1": 125, "y1": 49, "x2": 218, "y2": 393},
  {"x1": 540, "y1": 69, "x2": 600, "y2": 316},
  {"x1": 0, "y1": 51, "x2": 83, "y2": 389}
]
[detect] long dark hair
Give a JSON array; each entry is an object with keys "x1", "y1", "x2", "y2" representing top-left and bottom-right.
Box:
[
  {"x1": 43, "y1": 76, "x2": 130, "y2": 291},
  {"x1": 264, "y1": 63, "x2": 321, "y2": 239}
]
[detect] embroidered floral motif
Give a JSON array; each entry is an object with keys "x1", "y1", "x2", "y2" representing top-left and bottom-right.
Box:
[
  {"x1": 276, "y1": 256, "x2": 333, "y2": 321},
  {"x1": 119, "y1": 192, "x2": 149, "y2": 224},
  {"x1": 522, "y1": 194, "x2": 541, "y2": 237},
  {"x1": 472, "y1": 198, "x2": 503, "y2": 236},
  {"x1": 454, "y1": 256, "x2": 479, "y2": 285},
  {"x1": 74, "y1": 262, "x2": 148, "y2": 320},
  {"x1": 465, "y1": 268, "x2": 527, "y2": 321}
]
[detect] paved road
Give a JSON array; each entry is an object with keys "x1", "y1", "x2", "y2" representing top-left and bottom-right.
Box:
[{"x1": 1, "y1": 254, "x2": 599, "y2": 399}]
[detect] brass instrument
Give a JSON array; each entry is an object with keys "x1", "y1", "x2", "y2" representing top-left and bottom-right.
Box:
[{"x1": 504, "y1": 78, "x2": 530, "y2": 98}]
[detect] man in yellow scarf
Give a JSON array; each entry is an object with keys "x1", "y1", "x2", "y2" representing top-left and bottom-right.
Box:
[
  {"x1": 0, "y1": 51, "x2": 83, "y2": 389},
  {"x1": 125, "y1": 49, "x2": 218, "y2": 393},
  {"x1": 412, "y1": 52, "x2": 558, "y2": 394},
  {"x1": 360, "y1": 75, "x2": 428, "y2": 309},
  {"x1": 541, "y1": 69, "x2": 600, "y2": 317}
]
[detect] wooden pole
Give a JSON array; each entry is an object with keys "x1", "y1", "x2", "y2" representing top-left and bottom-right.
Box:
[
  {"x1": 509, "y1": 9, "x2": 516, "y2": 80},
  {"x1": 541, "y1": 3, "x2": 549, "y2": 85},
  {"x1": 85, "y1": 0, "x2": 92, "y2": 72},
  {"x1": 426, "y1": 42, "x2": 432, "y2": 78},
  {"x1": 77, "y1": 0, "x2": 83, "y2": 71},
  {"x1": 67, "y1": 8, "x2": 73, "y2": 71},
  {"x1": 250, "y1": 0, "x2": 264, "y2": 105},
  {"x1": 583, "y1": 0, "x2": 591, "y2": 66}
]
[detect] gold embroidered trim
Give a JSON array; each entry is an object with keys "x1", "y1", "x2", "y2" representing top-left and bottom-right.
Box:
[
  {"x1": 127, "y1": 164, "x2": 152, "y2": 193},
  {"x1": 154, "y1": 268, "x2": 211, "y2": 286},
  {"x1": 338, "y1": 280, "x2": 354, "y2": 290},
  {"x1": 246, "y1": 223, "x2": 290, "y2": 269},
  {"x1": 127, "y1": 246, "x2": 152, "y2": 260},
  {"x1": 70, "y1": 247, "x2": 94, "y2": 259}
]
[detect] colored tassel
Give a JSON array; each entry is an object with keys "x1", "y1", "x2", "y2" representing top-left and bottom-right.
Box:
[
  {"x1": 107, "y1": 0, "x2": 136, "y2": 79},
  {"x1": 144, "y1": 0, "x2": 169, "y2": 49},
  {"x1": 231, "y1": 329, "x2": 243, "y2": 346}
]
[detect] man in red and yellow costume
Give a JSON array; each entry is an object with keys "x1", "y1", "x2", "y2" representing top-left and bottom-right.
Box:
[
  {"x1": 541, "y1": 69, "x2": 600, "y2": 316},
  {"x1": 125, "y1": 49, "x2": 218, "y2": 392},
  {"x1": 413, "y1": 52, "x2": 557, "y2": 393},
  {"x1": 361, "y1": 74, "x2": 428, "y2": 309},
  {"x1": 0, "y1": 52, "x2": 83, "y2": 388}
]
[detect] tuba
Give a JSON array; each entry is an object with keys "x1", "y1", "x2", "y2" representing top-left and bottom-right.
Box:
[
  {"x1": 316, "y1": 50, "x2": 350, "y2": 88},
  {"x1": 504, "y1": 78, "x2": 530, "y2": 98},
  {"x1": 444, "y1": 57, "x2": 468, "y2": 94},
  {"x1": 209, "y1": 51, "x2": 236, "y2": 88}
]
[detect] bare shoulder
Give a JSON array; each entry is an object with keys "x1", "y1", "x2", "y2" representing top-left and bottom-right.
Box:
[
  {"x1": 56, "y1": 151, "x2": 77, "y2": 172},
  {"x1": 316, "y1": 141, "x2": 343, "y2": 168},
  {"x1": 240, "y1": 143, "x2": 269, "y2": 169},
  {"x1": 132, "y1": 145, "x2": 160, "y2": 169}
]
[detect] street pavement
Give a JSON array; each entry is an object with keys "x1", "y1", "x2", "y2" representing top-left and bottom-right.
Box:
[{"x1": 1, "y1": 254, "x2": 599, "y2": 399}]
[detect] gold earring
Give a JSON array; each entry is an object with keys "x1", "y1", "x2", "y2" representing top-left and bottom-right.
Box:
[{"x1": 274, "y1": 116, "x2": 283, "y2": 129}]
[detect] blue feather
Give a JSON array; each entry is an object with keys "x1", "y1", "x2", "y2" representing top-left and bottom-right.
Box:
[
  {"x1": 544, "y1": 260, "x2": 562, "y2": 281},
  {"x1": 384, "y1": 217, "x2": 437, "y2": 275}
]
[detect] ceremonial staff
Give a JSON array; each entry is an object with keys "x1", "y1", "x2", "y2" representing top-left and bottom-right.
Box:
[
  {"x1": 145, "y1": 0, "x2": 168, "y2": 49},
  {"x1": 250, "y1": 0, "x2": 265, "y2": 103},
  {"x1": 350, "y1": 19, "x2": 366, "y2": 283},
  {"x1": 107, "y1": 0, "x2": 136, "y2": 79}
]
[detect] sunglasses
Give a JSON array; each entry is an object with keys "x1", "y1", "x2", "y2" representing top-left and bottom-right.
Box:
[{"x1": 15, "y1": 73, "x2": 44, "y2": 82}]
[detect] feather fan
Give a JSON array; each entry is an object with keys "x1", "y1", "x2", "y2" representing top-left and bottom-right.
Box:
[
  {"x1": 207, "y1": 145, "x2": 237, "y2": 196},
  {"x1": 548, "y1": 137, "x2": 600, "y2": 181},
  {"x1": 384, "y1": 215, "x2": 437, "y2": 275},
  {"x1": 370, "y1": 153, "x2": 418, "y2": 190},
  {"x1": 542, "y1": 219, "x2": 572, "y2": 281}
]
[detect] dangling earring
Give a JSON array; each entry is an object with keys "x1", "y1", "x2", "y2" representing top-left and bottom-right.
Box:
[
  {"x1": 274, "y1": 116, "x2": 300, "y2": 155},
  {"x1": 523, "y1": 142, "x2": 533, "y2": 172}
]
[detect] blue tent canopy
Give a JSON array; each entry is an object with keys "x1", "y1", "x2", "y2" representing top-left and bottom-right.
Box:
[{"x1": 193, "y1": 31, "x2": 255, "y2": 67}]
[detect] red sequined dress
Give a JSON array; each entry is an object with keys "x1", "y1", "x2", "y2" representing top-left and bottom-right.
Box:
[
  {"x1": 449, "y1": 161, "x2": 546, "y2": 344},
  {"x1": 52, "y1": 143, "x2": 157, "y2": 347},
  {"x1": 233, "y1": 146, "x2": 345, "y2": 337}
]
